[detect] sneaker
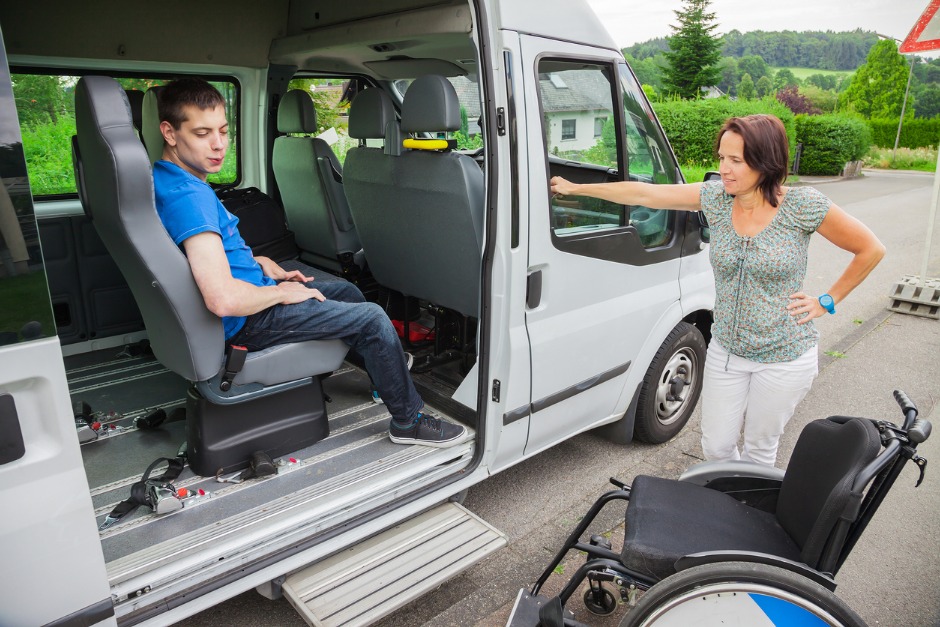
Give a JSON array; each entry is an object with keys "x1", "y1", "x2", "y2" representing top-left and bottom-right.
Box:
[
  {"x1": 371, "y1": 352, "x2": 414, "y2": 404},
  {"x1": 389, "y1": 412, "x2": 467, "y2": 448}
]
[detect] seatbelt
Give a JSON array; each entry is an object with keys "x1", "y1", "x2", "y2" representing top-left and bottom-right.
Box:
[
  {"x1": 99, "y1": 456, "x2": 186, "y2": 531},
  {"x1": 220, "y1": 344, "x2": 248, "y2": 391}
]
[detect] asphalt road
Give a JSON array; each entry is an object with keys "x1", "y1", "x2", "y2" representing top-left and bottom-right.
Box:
[{"x1": 178, "y1": 169, "x2": 940, "y2": 627}]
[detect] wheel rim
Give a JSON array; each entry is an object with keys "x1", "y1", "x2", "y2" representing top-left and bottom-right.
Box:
[
  {"x1": 653, "y1": 347, "x2": 698, "y2": 426},
  {"x1": 639, "y1": 581, "x2": 849, "y2": 627}
]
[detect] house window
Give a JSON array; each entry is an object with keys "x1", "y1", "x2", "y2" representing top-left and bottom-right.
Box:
[
  {"x1": 594, "y1": 116, "x2": 607, "y2": 137},
  {"x1": 561, "y1": 119, "x2": 576, "y2": 140}
]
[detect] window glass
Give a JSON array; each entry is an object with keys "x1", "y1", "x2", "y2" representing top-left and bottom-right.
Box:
[
  {"x1": 11, "y1": 73, "x2": 239, "y2": 197},
  {"x1": 0, "y1": 65, "x2": 55, "y2": 344},
  {"x1": 618, "y1": 63, "x2": 679, "y2": 248},
  {"x1": 287, "y1": 77, "x2": 358, "y2": 165}
]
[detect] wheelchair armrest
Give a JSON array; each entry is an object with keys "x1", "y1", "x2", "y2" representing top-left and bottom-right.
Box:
[
  {"x1": 679, "y1": 459, "x2": 785, "y2": 486},
  {"x1": 676, "y1": 551, "x2": 837, "y2": 592}
]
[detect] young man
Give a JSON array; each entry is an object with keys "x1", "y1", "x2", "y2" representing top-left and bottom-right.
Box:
[{"x1": 152, "y1": 78, "x2": 466, "y2": 448}]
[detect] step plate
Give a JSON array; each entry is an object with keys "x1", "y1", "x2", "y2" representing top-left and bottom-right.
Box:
[{"x1": 283, "y1": 502, "x2": 507, "y2": 627}]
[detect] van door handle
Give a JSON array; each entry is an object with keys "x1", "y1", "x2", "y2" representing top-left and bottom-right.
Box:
[
  {"x1": 0, "y1": 394, "x2": 26, "y2": 465},
  {"x1": 526, "y1": 270, "x2": 542, "y2": 309}
]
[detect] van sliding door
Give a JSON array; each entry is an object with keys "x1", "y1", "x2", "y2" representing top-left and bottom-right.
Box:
[{"x1": 0, "y1": 30, "x2": 113, "y2": 627}]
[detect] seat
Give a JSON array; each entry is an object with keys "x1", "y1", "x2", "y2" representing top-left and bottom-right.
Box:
[
  {"x1": 124, "y1": 89, "x2": 144, "y2": 136},
  {"x1": 344, "y1": 76, "x2": 484, "y2": 318},
  {"x1": 140, "y1": 85, "x2": 164, "y2": 163},
  {"x1": 513, "y1": 393, "x2": 933, "y2": 624},
  {"x1": 73, "y1": 75, "x2": 349, "y2": 476},
  {"x1": 273, "y1": 89, "x2": 362, "y2": 275}
]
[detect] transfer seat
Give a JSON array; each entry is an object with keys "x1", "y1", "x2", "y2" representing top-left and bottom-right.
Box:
[
  {"x1": 273, "y1": 89, "x2": 363, "y2": 275},
  {"x1": 72, "y1": 75, "x2": 349, "y2": 476}
]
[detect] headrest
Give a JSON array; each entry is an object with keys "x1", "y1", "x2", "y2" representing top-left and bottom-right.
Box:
[
  {"x1": 400, "y1": 75, "x2": 460, "y2": 134},
  {"x1": 141, "y1": 86, "x2": 165, "y2": 164},
  {"x1": 348, "y1": 88, "x2": 397, "y2": 140},
  {"x1": 124, "y1": 89, "x2": 144, "y2": 133},
  {"x1": 277, "y1": 90, "x2": 318, "y2": 134}
]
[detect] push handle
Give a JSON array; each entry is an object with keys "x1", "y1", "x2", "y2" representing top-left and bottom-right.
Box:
[{"x1": 893, "y1": 389, "x2": 917, "y2": 419}]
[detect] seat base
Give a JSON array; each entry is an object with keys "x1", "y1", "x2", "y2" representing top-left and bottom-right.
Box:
[{"x1": 186, "y1": 379, "x2": 329, "y2": 476}]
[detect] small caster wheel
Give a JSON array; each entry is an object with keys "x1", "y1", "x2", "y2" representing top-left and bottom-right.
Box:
[{"x1": 583, "y1": 586, "x2": 617, "y2": 615}]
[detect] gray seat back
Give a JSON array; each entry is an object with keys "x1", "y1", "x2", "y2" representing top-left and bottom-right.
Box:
[
  {"x1": 74, "y1": 76, "x2": 223, "y2": 381},
  {"x1": 141, "y1": 85, "x2": 165, "y2": 163},
  {"x1": 273, "y1": 89, "x2": 360, "y2": 272},
  {"x1": 344, "y1": 78, "x2": 484, "y2": 317}
]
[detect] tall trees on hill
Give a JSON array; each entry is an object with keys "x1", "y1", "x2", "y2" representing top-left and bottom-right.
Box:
[{"x1": 663, "y1": 0, "x2": 722, "y2": 99}]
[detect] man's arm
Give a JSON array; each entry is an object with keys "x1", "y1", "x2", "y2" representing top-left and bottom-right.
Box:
[{"x1": 182, "y1": 232, "x2": 323, "y2": 317}]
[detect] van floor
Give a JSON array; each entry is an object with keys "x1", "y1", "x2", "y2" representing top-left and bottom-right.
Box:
[{"x1": 66, "y1": 345, "x2": 475, "y2": 587}]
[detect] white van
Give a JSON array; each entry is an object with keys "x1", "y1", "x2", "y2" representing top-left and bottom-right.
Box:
[{"x1": 0, "y1": 1, "x2": 714, "y2": 625}]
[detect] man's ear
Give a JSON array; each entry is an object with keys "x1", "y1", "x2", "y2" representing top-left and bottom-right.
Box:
[{"x1": 160, "y1": 120, "x2": 176, "y2": 146}]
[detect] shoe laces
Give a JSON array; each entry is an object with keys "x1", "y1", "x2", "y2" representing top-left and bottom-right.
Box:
[{"x1": 417, "y1": 413, "x2": 442, "y2": 431}]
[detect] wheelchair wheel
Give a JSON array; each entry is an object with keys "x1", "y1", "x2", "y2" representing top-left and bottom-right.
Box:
[
  {"x1": 619, "y1": 562, "x2": 866, "y2": 627},
  {"x1": 583, "y1": 586, "x2": 617, "y2": 615}
]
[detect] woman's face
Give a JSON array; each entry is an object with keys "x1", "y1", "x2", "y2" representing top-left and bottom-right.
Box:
[{"x1": 717, "y1": 131, "x2": 760, "y2": 198}]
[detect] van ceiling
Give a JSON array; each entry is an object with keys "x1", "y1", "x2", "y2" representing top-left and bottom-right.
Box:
[{"x1": 0, "y1": 0, "x2": 473, "y2": 75}]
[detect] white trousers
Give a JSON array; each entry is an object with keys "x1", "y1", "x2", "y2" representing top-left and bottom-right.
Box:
[{"x1": 700, "y1": 341, "x2": 818, "y2": 466}]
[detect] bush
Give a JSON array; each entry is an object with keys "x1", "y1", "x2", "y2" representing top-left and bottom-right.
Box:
[
  {"x1": 795, "y1": 114, "x2": 871, "y2": 175},
  {"x1": 652, "y1": 97, "x2": 795, "y2": 165},
  {"x1": 868, "y1": 117, "x2": 940, "y2": 149}
]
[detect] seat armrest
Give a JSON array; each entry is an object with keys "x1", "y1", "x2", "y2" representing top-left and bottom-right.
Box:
[
  {"x1": 675, "y1": 551, "x2": 837, "y2": 591},
  {"x1": 679, "y1": 459, "x2": 785, "y2": 486}
]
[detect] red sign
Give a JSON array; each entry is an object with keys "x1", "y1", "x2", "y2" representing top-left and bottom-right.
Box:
[{"x1": 900, "y1": 0, "x2": 940, "y2": 52}]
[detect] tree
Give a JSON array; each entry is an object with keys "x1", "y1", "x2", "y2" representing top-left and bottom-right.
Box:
[
  {"x1": 737, "y1": 55, "x2": 770, "y2": 82},
  {"x1": 717, "y1": 57, "x2": 739, "y2": 95},
  {"x1": 756, "y1": 75, "x2": 774, "y2": 98},
  {"x1": 11, "y1": 74, "x2": 70, "y2": 126},
  {"x1": 776, "y1": 86, "x2": 821, "y2": 115},
  {"x1": 663, "y1": 0, "x2": 722, "y2": 99},
  {"x1": 737, "y1": 73, "x2": 756, "y2": 100},
  {"x1": 840, "y1": 40, "x2": 911, "y2": 118},
  {"x1": 773, "y1": 68, "x2": 799, "y2": 90},
  {"x1": 806, "y1": 73, "x2": 837, "y2": 90}
]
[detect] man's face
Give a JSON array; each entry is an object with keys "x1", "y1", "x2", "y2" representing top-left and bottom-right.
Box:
[{"x1": 161, "y1": 104, "x2": 229, "y2": 181}]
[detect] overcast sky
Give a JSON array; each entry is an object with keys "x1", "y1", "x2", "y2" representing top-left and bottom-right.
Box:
[{"x1": 585, "y1": 0, "x2": 933, "y2": 50}]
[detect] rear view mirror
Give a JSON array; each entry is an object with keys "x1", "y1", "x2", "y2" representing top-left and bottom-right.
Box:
[{"x1": 697, "y1": 171, "x2": 718, "y2": 242}]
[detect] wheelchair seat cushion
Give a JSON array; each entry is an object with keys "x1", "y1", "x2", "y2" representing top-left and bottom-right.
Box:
[{"x1": 622, "y1": 475, "x2": 802, "y2": 581}]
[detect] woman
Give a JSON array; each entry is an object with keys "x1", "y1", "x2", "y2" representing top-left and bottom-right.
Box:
[{"x1": 550, "y1": 114, "x2": 884, "y2": 466}]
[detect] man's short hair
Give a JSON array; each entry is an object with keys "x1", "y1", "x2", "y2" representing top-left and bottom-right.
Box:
[{"x1": 158, "y1": 78, "x2": 226, "y2": 129}]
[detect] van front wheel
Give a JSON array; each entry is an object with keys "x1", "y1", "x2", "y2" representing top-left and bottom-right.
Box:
[{"x1": 634, "y1": 322, "x2": 706, "y2": 444}]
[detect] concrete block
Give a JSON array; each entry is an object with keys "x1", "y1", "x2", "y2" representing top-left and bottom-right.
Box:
[{"x1": 888, "y1": 275, "x2": 940, "y2": 319}]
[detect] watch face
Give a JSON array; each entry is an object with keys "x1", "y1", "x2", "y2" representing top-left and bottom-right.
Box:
[{"x1": 820, "y1": 295, "x2": 833, "y2": 307}]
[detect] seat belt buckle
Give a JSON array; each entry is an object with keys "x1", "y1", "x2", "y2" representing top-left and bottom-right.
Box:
[
  {"x1": 220, "y1": 344, "x2": 248, "y2": 392},
  {"x1": 147, "y1": 481, "x2": 184, "y2": 515}
]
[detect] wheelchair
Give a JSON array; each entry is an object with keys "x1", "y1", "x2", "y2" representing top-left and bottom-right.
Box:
[{"x1": 507, "y1": 390, "x2": 931, "y2": 627}]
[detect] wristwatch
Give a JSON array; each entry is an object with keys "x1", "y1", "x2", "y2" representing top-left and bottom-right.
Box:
[{"x1": 818, "y1": 293, "x2": 836, "y2": 315}]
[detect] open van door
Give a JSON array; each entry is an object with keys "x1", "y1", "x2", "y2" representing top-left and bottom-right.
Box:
[
  {"x1": 0, "y1": 30, "x2": 113, "y2": 627},
  {"x1": 518, "y1": 35, "x2": 687, "y2": 454}
]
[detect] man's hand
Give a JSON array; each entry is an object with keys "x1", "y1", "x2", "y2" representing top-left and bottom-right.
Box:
[
  {"x1": 275, "y1": 281, "x2": 325, "y2": 304},
  {"x1": 254, "y1": 255, "x2": 313, "y2": 283}
]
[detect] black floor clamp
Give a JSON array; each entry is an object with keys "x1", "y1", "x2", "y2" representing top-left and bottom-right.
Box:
[{"x1": 99, "y1": 456, "x2": 186, "y2": 531}]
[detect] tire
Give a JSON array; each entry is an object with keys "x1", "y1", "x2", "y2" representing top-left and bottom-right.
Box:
[
  {"x1": 619, "y1": 562, "x2": 866, "y2": 627},
  {"x1": 633, "y1": 321, "x2": 706, "y2": 444}
]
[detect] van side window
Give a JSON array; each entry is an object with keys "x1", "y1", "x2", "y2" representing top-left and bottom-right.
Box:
[
  {"x1": 0, "y1": 70, "x2": 55, "y2": 344},
  {"x1": 394, "y1": 76, "x2": 483, "y2": 152},
  {"x1": 538, "y1": 59, "x2": 678, "y2": 256},
  {"x1": 11, "y1": 73, "x2": 239, "y2": 197}
]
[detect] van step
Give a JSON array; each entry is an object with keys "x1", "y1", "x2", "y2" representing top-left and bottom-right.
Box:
[{"x1": 282, "y1": 502, "x2": 507, "y2": 627}]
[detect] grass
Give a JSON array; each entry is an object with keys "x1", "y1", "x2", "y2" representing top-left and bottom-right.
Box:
[
  {"x1": 824, "y1": 350, "x2": 847, "y2": 359},
  {"x1": 863, "y1": 146, "x2": 937, "y2": 172},
  {"x1": 680, "y1": 163, "x2": 717, "y2": 183},
  {"x1": 774, "y1": 67, "x2": 852, "y2": 81}
]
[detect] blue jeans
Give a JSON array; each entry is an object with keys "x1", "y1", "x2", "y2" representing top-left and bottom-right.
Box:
[{"x1": 230, "y1": 265, "x2": 423, "y2": 423}]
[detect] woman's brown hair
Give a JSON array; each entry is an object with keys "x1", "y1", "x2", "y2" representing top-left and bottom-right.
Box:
[{"x1": 715, "y1": 114, "x2": 789, "y2": 207}]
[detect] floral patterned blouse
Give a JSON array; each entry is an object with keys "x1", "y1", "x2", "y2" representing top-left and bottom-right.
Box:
[{"x1": 700, "y1": 180, "x2": 831, "y2": 363}]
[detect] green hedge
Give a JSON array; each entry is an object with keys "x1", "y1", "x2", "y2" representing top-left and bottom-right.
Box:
[
  {"x1": 652, "y1": 98, "x2": 795, "y2": 166},
  {"x1": 795, "y1": 115, "x2": 871, "y2": 175},
  {"x1": 868, "y1": 117, "x2": 940, "y2": 149}
]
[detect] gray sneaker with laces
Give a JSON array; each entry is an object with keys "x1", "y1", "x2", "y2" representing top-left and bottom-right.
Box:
[{"x1": 389, "y1": 412, "x2": 467, "y2": 448}]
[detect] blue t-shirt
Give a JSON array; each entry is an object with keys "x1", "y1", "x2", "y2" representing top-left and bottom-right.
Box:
[{"x1": 152, "y1": 160, "x2": 275, "y2": 339}]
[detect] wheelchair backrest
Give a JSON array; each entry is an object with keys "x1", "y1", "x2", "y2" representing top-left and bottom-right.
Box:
[{"x1": 776, "y1": 416, "x2": 882, "y2": 570}]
